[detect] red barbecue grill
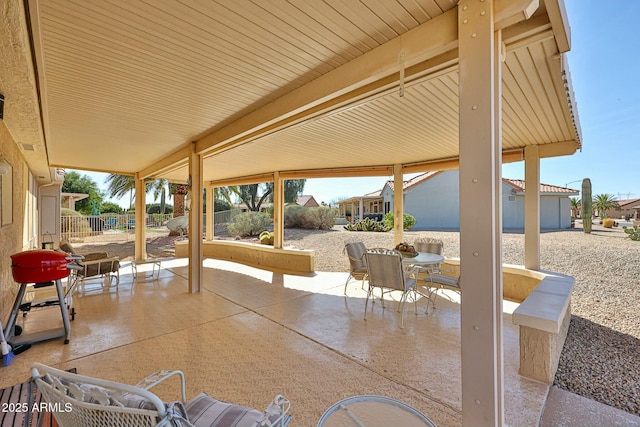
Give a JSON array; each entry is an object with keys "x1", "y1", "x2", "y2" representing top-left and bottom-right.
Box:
[{"x1": 3, "y1": 250, "x2": 81, "y2": 346}]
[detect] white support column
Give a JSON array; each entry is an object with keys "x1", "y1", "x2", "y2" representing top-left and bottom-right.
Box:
[
  {"x1": 393, "y1": 164, "x2": 403, "y2": 247},
  {"x1": 524, "y1": 145, "x2": 540, "y2": 270},
  {"x1": 458, "y1": 1, "x2": 504, "y2": 426},
  {"x1": 188, "y1": 142, "x2": 203, "y2": 293},
  {"x1": 273, "y1": 172, "x2": 284, "y2": 249},
  {"x1": 205, "y1": 183, "x2": 214, "y2": 241},
  {"x1": 359, "y1": 199, "x2": 364, "y2": 221},
  {"x1": 134, "y1": 173, "x2": 147, "y2": 261}
]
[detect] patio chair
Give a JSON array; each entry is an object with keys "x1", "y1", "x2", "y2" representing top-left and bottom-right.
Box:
[
  {"x1": 343, "y1": 241, "x2": 368, "y2": 295},
  {"x1": 364, "y1": 249, "x2": 418, "y2": 329},
  {"x1": 59, "y1": 240, "x2": 120, "y2": 288},
  {"x1": 412, "y1": 237, "x2": 444, "y2": 274},
  {"x1": 31, "y1": 362, "x2": 292, "y2": 427},
  {"x1": 427, "y1": 272, "x2": 461, "y2": 309}
]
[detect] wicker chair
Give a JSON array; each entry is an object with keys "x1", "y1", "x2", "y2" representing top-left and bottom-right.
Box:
[{"x1": 31, "y1": 363, "x2": 292, "y2": 427}]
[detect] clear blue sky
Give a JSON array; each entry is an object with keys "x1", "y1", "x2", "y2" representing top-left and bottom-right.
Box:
[{"x1": 75, "y1": 0, "x2": 639, "y2": 207}]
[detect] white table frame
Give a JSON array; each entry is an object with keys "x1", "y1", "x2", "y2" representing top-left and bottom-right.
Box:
[{"x1": 131, "y1": 258, "x2": 163, "y2": 281}]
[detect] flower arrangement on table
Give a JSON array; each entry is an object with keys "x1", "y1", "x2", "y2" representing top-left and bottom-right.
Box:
[{"x1": 394, "y1": 242, "x2": 418, "y2": 257}]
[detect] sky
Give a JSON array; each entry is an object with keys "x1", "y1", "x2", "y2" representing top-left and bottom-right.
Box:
[{"x1": 74, "y1": 0, "x2": 640, "y2": 207}]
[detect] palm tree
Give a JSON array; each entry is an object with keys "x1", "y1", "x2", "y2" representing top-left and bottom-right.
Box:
[
  {"x1": 105, "y1": 174, "x2": 136, "y2": 210},
  {"x1": 570, "y1": 197, "x2": 581, "y2": 218},
  {"x1": 592, "y1": 193, "x2": 619, "y2": 219}
]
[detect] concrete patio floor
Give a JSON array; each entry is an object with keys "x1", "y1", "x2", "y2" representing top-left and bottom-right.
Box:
[{"x1": 2, "y1": 258, "x2": 637, "y2": 426}]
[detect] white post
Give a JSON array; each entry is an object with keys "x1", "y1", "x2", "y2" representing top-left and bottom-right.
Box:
[
  {"x1": 458, "y1": 0, "x2": 504, "y2": 425},
  {"x1": 524, "y1": 145, "x2": 540, "y2": 270},
  {"x1": 205, "y1": 183, "x2": 214, "y2": 241},
  {"x1": 188, "y1": 142, "x2": 203, "y2": 293},
  {"x1": 393, "y1": 164, "x2": 403, "y2": 247},
  {"x1": 134, "y1": 173, "x2": 147, "y2": 261},
  {"x1": 273, "y1": 172, "x2": 284, "y2": 249}
]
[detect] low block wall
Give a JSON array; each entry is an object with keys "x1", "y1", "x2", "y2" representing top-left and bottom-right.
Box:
[
  {"x1": 175, "y1": 240, "x2": 315, "y2": 274},
  {"x1": 512, "y1": 274, "x2": 575, "y2": 383},
  {"x1": 440, "y1": 259, "x2": 543, "y2": 302}
]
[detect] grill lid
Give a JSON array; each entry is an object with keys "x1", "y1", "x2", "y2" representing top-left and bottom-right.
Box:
[{"x1": 11, "y1": 250, "x2": 72, "y2": 283}]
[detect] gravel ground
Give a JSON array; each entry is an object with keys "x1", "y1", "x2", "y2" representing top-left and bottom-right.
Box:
[{"x1": 76, "y1": 223, "x2": 640, "y2": 416}]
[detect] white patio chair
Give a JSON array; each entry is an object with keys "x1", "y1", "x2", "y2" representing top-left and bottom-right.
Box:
[
  {"x1": 31, "y1": 363, "x2": 292, "y2": 427},
  {"x1": 364, "y1": 249, "x2": 418, "y2": 329},
  {"x1": 343, "y1": 242, "x2": 369, "y2": 295}
]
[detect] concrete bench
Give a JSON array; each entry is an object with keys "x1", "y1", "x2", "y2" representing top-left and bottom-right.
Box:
[{"x1": 512, "y1": 274, "x2": 575, "y2": 383}]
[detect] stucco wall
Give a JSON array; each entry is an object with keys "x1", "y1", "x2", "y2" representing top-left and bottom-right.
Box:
[
  {"x1": 385, "y1": 170, "x2": 572, "y2": 231},
  {"x1": 403, "y1": 170, "x2": 460, "y2": 230},
  {"x1": 0, "y1": 123, "x2": 27, "y2": 318}
]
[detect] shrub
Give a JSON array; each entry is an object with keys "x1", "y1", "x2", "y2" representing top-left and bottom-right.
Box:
[
  {"x1": 344, "y1": 218, "x2": 390, "y2": 232},
  {"x1": 602, "y1": 218, "x2": 614, "y2": 228},
  {"x1": 284, "y1": 205, "x2": 306, "y2": 228},
  {"x1": 382, "y1": 212, "x2": 417, "y2": 230},
  {"x1": 301, "y1": 206, "x2": 337, "y2": 230},
  {"x1": 60, "y1": 208, "x2": 92, "y2": 235},
  {"x1": 227, "y1": 211, "x2": 272, "y2": 237},
  {"x1": 623, "y1": 225, "x2": 640, "y2": 241}
]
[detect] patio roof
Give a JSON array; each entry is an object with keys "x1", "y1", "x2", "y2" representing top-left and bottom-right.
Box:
[{"x1": 2, "y1": 0, "x2": 579, "y2": 184}]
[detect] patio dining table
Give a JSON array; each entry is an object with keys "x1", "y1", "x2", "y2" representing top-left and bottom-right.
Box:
[{"x1": 401, "y1": 252, "x2": 445, "y2": 311}]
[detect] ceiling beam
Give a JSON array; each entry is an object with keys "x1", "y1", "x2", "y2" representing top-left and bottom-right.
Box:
[
  {"x1": 538, "y1": 140, "x2": 579, "y2": 158},
  {"x1": 545, "y1": 0, "x2": 571, "y2": 53},
  {"x1": 139, "y1": 145, "x2": 191, "y2": 179}
]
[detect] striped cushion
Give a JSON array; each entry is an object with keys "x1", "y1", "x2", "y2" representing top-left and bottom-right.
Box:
[{"x1": 186, "y1": 393, "x2": 272, "y2": 427}]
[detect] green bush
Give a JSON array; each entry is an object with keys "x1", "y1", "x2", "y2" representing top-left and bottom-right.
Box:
[
  {"x1": 227, "y1": 211, "x2": 272, "y2": 237},
  {"x1": 382, "y1": 212, "x2": 417, "y2": 230},
  {"x1": 623, "y1": 225, "x2": 640, "y2": 241},
  {"x1": 60, "y1": 208, "x2": 92, "y2": 235},
  {"x1": 284, "y1": 205, "x2": 306, "y2": 228},
  {"x1": 344, "y1": 218, "x2": 390, "y2": 232},
  {"x1": 301, "y1": 206, "x2": 337, "y2": 230}
]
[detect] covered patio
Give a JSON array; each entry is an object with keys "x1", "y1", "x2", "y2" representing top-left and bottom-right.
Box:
[
  {"x1": 0, "y1": 261, "x2": 544, "y2": 426},
  {"x1": 1, "y1": 0, "x2": 582, "y2": 425}
]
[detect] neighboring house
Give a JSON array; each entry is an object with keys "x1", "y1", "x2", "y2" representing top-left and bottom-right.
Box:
[
  {"x1": 61, "y1": 192, "x2": 88, "y2": 211},
  {"x1": 336, "y1": 191, "x2": 384, "y2": 222},
  {"x1": 340, "y1": 170, "x2": 579, "y2": 230},
  {"x1": 296, "y1": 195, "x2": 320, "y2": 208},
  {"x1": 235, "y1": 195, "x2": 320, "y2": 212},
  {"x1": 605, "y1": 198, "x2": 640, "y2": 219}
]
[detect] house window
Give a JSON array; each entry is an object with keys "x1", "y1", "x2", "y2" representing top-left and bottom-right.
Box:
[
  {"x1": 384, "y1": 201, "x2": 391, "y2": 213},
  {"x1": 508, "y1": 195, "x2": 516, "y2": 202}
]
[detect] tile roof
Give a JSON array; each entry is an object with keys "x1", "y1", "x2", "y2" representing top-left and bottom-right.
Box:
[{"x1": 503, "y1": 179, "x2": 580, "y2": 195}]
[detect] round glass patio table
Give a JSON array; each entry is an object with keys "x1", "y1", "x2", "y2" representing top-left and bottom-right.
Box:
[
  {"x1": 317, "y1": 395, "x2": 437, "y2": 427},
  {"x1": 401, "y1": 251, "x2": 445, "y2": 267}
]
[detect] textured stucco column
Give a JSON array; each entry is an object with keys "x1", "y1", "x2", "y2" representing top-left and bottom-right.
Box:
[{"x1": 519, "y1": 302, "x2": 572, "y2": 383}]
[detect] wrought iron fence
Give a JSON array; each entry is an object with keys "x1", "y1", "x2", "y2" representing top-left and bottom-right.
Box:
[{"x1": 61, "y1": 213, "x2": 173, "y2": 243}]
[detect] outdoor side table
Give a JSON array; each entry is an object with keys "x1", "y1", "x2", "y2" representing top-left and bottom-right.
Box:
[
  {"x1": 317, "y1": 395, "x2": 437, "y2": 427},
  {"x1": 131, "y1": 258, "x2": 162, "y2": 281}
]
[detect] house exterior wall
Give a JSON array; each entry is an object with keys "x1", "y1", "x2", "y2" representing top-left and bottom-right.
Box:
[
  {"x1": 383, "y1": 170, "x2": 573, "y2": 231},
  {"x1": 0, "y1": 123, "x2": 32, "y2": 317},
  {"x1": 403, "y1": 170, "x2": 460, "y2": 230}
]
